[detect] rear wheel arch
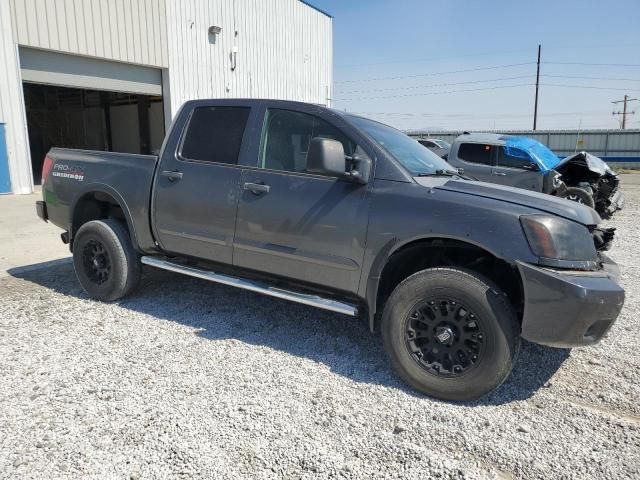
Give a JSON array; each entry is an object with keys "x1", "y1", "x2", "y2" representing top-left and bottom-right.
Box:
[
  {"x1": 70, "y1": 186, "x2": 139, "y2": 252},
  {"x1": 367, "y1": 236, "x2": 525, "y2": 332}
]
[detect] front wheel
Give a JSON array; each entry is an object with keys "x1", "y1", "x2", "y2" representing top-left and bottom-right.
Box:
[
  {"x1": 73, "y1": 219, "x2": 141, "y2": 301},
  {"x1": 381, "y1": 267, "x2": 520, "y2": 401}
]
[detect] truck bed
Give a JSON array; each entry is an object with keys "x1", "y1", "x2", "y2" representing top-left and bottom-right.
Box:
[{"x1": 43, "y1": 148, "x2": 159, "y2": 252}]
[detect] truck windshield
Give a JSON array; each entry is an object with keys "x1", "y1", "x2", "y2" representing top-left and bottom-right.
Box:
[
  {"x1": 433, "y1": 139, "x2": 451, "y2": 149},
  {"x1": 504, "y1": 136, "x2": 560, "y2": 172},
  {"x1": 349, "y1": 116, "x2": 454, "y2": 175}
]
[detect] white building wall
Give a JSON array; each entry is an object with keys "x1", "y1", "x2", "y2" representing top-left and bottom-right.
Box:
[
  {"x1": 0, "y1": 0, "x2": 332, "y2": 193},
  {"x1": 165, "y1": 0, "x2": 332, "y2": 116},
  {"x1": 8, "y1": 0, "x2": 169, "y2": 67},
  {"x1": 0, "y1": 0, "x2": 32, "y2": 193}
]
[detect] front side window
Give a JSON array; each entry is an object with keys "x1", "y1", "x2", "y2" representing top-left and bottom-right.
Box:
[
  {"x1": 457, "y1": 143, "x2": 493, "y2": 166},
  {"x1": 259, "y1": 109, "x2": 356, "y2": 174},
  {"x1": 497, "y1": 146, "x2": 533, "y2": 169},
  {"x1": 180, "y1": 106, "x2": 250, "y2": 164}
]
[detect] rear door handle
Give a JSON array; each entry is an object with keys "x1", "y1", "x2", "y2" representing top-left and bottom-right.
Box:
[
  {"x1": 243, "y1": 182, "x2": 270, "y2": 195},
  {"x1": 493, "y1": 172, "x2": 507, "y2": 176},
  {"x1": 161, "y1": 170, "x2": 183, "y2": 182}
]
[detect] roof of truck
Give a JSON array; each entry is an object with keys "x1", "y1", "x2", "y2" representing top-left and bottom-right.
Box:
[{"x1": 454, "y1": 132, "x2": 511, "y2": 144}]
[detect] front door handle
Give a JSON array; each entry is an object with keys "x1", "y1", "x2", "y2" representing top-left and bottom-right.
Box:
[
  {"x1": 243, "y1": 182, "x2": 270, "y2": 195},
  {"x1": 161, "y1": 170, "x2": 183, "y2": 182},
  {"x1": 493, "y1": 172, "x2": 507, "y2": 176}
]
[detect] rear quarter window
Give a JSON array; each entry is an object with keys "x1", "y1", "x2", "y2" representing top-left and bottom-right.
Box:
[
  {"x1": 457, "y1": 143, "x2": 493, "y2": 165},
  {"x1": 180, "y1": 106, "x2": 250, "y2": 164}
]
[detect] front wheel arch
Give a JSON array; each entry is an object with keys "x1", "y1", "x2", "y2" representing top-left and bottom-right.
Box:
[{"x1": 366, "y1": 237, "x2": 525, "y2": 333}]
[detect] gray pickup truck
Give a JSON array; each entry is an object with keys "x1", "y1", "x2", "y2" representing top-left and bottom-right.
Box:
[
  {"x1": 37, "y1": 99, "x2": 624, "y2": 401},
  {"x1": 445, "y1": 133, "x2": 624, "y2": 218}
]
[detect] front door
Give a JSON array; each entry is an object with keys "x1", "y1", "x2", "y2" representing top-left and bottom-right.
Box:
[
  {"x1": 492, "y1": 145, "x2": 543, "y2": 191},
  {"x1": 152, "y1": 105, "x2": 252, "y2": 264},
  {"x1": 454, "y1": 142, "x2": 495, "y2": 183},
  {"x1": 233, "y1": 107, "x2": 371, "y2": 294}
]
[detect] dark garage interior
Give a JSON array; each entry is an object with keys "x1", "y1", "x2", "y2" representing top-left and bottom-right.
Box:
[{"x1": 23, "y1": 83, "x2": 165, "y2": 184}]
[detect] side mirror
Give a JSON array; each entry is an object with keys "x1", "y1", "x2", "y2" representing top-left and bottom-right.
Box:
[{"x1": 307, "y1": 137, "x2": 346, "y2": 177}]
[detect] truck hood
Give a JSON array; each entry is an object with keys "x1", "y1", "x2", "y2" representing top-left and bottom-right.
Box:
[
  {"x1": 416, "y1": 177, "x2": 601, "y2": 226},
  {"x1": 555, "y1": 151, "x2": 614, "y2": 177}
]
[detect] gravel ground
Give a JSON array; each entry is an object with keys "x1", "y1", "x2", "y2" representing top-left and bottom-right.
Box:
[{"x1": 1, "y1": 185, "x2": 639, "y2": 479}]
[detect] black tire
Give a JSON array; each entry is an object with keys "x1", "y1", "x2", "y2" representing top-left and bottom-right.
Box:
[
  {"x1": 72, "y1": 219, "x2": 141, "y2": 301},
  {"x1": 381, "y1": 267, "x2": 520, "y2": 402},
  {"x1": 559, "y1": 187, "x2": 595, "y2": 209}
]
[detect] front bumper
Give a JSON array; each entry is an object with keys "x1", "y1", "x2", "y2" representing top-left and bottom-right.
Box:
[
  {"x1": 517, "y1": 258, "x2": 624, "y2": 348},
  {"x1": 36, "y1": 200, "x2": 48, "y2": 222}
]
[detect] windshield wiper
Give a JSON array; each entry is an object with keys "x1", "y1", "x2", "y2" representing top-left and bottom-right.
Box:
[
  {"x1": 416, "y1": 169, "x2": 460, "y2": 177},
  {"x1": 416, "y1": 169, "x2": 474, "y2": 181}
]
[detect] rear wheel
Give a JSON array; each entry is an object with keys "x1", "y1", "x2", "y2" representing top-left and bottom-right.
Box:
[
  {"x1": 381, "y1": 267, "x2": 520, "y2": 401},
  {"x1": 559, "y1": 187, "x2": 595, "y2": 209},
  {"x1": 73, "y1": 219, "x2": 141, "y2": 301}
]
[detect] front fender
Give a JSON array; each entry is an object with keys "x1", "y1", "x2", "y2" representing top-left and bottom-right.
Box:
[{"x1": 358, "y1": 179, "x2": 539, "y2": 331}]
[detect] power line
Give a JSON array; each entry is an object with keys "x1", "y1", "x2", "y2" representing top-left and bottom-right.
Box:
[
  {"x1": 334, "y1": 83, "x2": 640, "y2": 104},
  {"x1": 350, "y1": 111, "x2": 607, "y2": 119},
  {"x1": 334, "y1": 75, "x2": 533, "y2": 95},
  {"x1": 334, "y1": 62, "x2": 535, "y2": 84},
  {"x1": 542, "y1": 83, "x2": 640, "y2": 92},
  {"x1": 335, "y1": 48, "x2": 532, "y2": 69},
  {"x1": 542, "y1": 74, "x2": 640, "y2": 82},
  {"x1": 333, "y1": 77, "x2": 640, "y2": 99},
  {"x1": 544, "y1": 62, "x2": 640, "y2": 68},
  {"x1": 612, "y1": 95, "x2": 638, "y2": 129},
  {"x1": 335, "y1": 43, "x2": 640, "y2": 69},
  {"x1": 334, "y1": 83, "x2": 532, "y2": 101}
]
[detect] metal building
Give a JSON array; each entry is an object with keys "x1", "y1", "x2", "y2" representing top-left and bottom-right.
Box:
[{"x1": 0, "y1": 0, "x2": 332, "y2": 194}]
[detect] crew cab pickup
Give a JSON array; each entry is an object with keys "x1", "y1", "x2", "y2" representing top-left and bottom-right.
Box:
[
  {"x1": 446, "y1": 133, "x2": 624, "y2": 218},
  {"x1": 37, "y1": 99, "x2": 625, "y2": 401}
]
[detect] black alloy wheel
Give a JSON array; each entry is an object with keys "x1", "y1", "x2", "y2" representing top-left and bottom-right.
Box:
[
  {"x1": 381, "y1": 267, "x2": 520, "y2": 401},
  {"x1": 73, "y1": 219, "x2": 141, "y2": 301},
  {"x1": 405, "y1": 298, "x2": 485, "y2": 377},
  {"x1": 82, "y1": 238, "x2": 112, "y2": 285}
]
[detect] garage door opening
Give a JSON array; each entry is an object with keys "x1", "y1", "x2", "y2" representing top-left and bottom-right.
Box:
[{"x1": 23, "y1": 83, "x2": 165, "y2": 184}]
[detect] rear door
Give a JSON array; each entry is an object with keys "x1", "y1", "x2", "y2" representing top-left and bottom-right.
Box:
[
  {"x1": 454, "y1": 142, "x2": 495, "y2": 182},
  {"x1": 233, "y1": 106, "x2": 371, "y2": 294},
  {"x1": 492, "y1": 145, "x2": 543, "y2": 191},
  {"x1": 152, "y1": 103, "x2": 255, "y2": 264}
]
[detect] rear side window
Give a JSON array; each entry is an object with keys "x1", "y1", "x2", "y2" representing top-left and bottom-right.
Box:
[
  {"x1": 180, "y1": 106, "x2": 250, "y2": 164},
  {"x1": 457, "y1": 143, "x2": 493, "y2": 165}
]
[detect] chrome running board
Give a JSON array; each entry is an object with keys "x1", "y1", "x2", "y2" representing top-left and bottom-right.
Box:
[{"x1": 141, "y1": 256, "x2": 358, "y2": 317}]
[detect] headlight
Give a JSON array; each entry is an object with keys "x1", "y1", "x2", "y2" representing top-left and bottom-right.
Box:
[{"x1": 520, "y1": 215, "x2": 596, "y2": 263}]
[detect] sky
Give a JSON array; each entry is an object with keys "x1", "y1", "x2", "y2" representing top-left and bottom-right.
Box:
[{"x1": 309, "y1": 0, "x2": 640, "y2": 132}]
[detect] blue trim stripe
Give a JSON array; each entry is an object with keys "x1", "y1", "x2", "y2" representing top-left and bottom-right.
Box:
[
  {"x1": 0, "y1": 124, "x2": 12, "y2": 193},
  {"x1": 602, "y1": 156, "x2": 640, "y2": 163}
]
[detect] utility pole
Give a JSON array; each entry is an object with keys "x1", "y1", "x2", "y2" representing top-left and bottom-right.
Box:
[
  {"x1": 533, "y1": 44, "x2": 541, "y2": 131},
  {"x1": 612, "y1": 95, "x2": 638, "y2": 129}
]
